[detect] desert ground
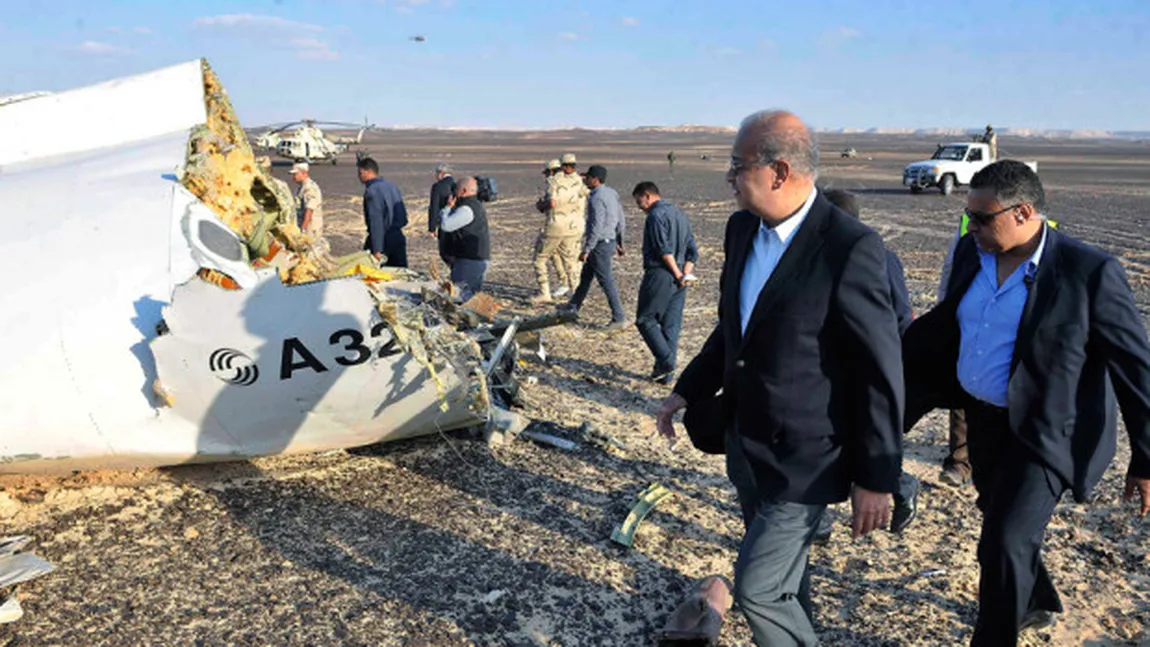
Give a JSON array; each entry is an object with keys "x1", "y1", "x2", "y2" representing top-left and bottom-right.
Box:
[{"x1": 2, "y1": 130, "x2": 1148, "y2": 646}]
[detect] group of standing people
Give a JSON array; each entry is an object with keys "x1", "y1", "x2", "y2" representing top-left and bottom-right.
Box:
[
  {"x1": 528, "y1": 154, "x2": 700, "y2": 380},
  {"x1": 656, "y1": 109, "x2": 1150, "y2": 647}
]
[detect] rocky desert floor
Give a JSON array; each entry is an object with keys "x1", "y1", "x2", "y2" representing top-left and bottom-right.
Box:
[{"x1": 2, "y1": 131, "x2": 1148, "y2": 646}]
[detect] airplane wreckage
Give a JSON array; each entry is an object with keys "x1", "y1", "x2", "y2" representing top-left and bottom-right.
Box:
[{"x1": 0, "y1": 59, "x2": 561, "y2": 474}]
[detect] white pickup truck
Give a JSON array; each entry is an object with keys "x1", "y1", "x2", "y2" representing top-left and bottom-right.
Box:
[{"x1": 902, "y1": 142, "x2": 1037, "y2": 195}]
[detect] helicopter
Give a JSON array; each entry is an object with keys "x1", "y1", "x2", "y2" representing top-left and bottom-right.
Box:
[{"x1": 253, "y1": 119, "x2": 373, "y2": 164}]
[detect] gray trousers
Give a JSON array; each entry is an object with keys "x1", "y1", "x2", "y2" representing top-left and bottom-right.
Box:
[
  {"x1": 726, "y1": 427, "x2": 823, "y2": 646},
  {"x1": 568, "y1": 240, "x2": 626, "y2": 323}
]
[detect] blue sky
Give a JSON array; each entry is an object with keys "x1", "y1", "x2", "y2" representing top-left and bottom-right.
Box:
[{"x1": 3, "y1": 0, "x2": 1149, "y2": 130}]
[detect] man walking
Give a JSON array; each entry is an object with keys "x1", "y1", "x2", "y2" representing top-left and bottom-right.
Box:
[
  {"x1": 903, "y1": 160, "x2": 1150, "y2": 645},
  {"x1": 357, "y1": 157, "x2": 409, "y2": 268},
  {"x1": 532, "y1": 159, "x2": 571, "y2": 298},
  {"x1": 823, "y1": 188, "x2": 919, "y2": 535},
  {"x1": 532, "y1": 153, "x2": 587, "y2": 303},
  {"x1": 428, "y1": 162, "x2": 455, "y2": 239},
  {"x1": 633, "y1": 181, "x2": 697, "y2": 384},
  {"x1": 656, "y1": 110, "x2": 904, "y2": 646},
  {"x1": 564, "y1": 164, "x2": 627, "y2": 330},
  {"x1": 289, "y1": 162, "x2": 324, "y2": 237},
  {"x1": 437, "y1": 177, "x2": 490, "y2": 301}
]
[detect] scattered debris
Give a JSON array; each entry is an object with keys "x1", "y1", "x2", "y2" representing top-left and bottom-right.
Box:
[
  {"x1": 461, "y1": 292, "x2": 502, "y2": 321},
  {"x1": 482, "y1": 318, "x2": 520, "y2": 377},
  {"x1": 519, "y1": 430, "x2": 579, "y2": 452},
  {"x1": 485, "y1": 407, "x2": 531, "y2": 446},
  {"x1": 611, "y1": 483, "x2": 672, "y2": 548},
  {"x1": 579, "y1": 422, "x2": 628, "y2": 451},
  {"x1": 0, "y1": 58, "x2": 591, "y2": 472},
  {"x1": 0, "y1": 536, "x2": 55, "y2": 624}
]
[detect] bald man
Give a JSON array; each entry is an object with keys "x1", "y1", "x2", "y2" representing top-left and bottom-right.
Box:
[
  {"x1": 438, "y1": 177, "x2": 491, "y2": 301},
  {"x1": 656, "y1": 111, "x2": 904, "y2": 646}
]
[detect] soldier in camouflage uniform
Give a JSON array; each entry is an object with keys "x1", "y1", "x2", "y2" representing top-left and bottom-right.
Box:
[
  {"x1": 290, "y1": 161, "x2": 324, "y2": 237},
  {"x1": 531, "y1": 153, "x2": 588, "y2": 303}
]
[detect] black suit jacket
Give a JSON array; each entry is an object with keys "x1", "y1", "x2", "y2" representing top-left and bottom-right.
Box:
[
  {"x1": 903, "y1": 226, "x2": 1150, "y2": 502},
  {"x1": 429, "y1": 175, "x2": 456, "y2": 233},
  {"x1": 674, "y1": 194, "x2": 905, "y2": 504}
]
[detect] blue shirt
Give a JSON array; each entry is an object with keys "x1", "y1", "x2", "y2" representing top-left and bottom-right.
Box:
[
  {"x1": 582, "y1": 184, "x2": 626, "y2": 255},
  {"x1": 739, "y1": 189, "x2": 817, "y2": 334},
  {"x1": 642, "y1": 200, "x2": 699, "y2": 270},
  {"x1": 957, "y1": 225, "x2": 1049, "y2": 406}
]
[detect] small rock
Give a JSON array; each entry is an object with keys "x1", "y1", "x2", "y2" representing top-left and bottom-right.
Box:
[{"x1": 183, "y1": 527, "x2": 200, "y2": 539}]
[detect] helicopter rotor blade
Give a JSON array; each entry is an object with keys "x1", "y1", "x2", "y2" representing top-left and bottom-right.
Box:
[{"x1": 267, "y1": 121, "x2": 304, "y2": 134}]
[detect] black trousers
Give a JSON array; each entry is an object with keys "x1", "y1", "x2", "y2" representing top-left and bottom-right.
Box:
[
  {"x1": 383, "y1": 229, "x2": 408, "y2": 268},
  {"x1": 635, "y1": 268, "x2": 687, "y2": 371},
  {"x1": 964, "y1": 396, "x2": 1065, "y2": 646},
  {"x1": 365, "y1": 230, "x2": 408, "y2": 268}
]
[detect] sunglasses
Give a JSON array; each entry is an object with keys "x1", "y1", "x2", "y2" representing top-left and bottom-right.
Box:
[
  {"x1": 965, "y1": 204, "x2": 1021, "y2": 226},
  {"x1": 727, "y1": 157, "x2": 775, "y2": 176}
]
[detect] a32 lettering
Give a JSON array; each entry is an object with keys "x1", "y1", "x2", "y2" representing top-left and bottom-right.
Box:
[{"x1": 279, "y1": 322, "x2": 401, "y2": 380}]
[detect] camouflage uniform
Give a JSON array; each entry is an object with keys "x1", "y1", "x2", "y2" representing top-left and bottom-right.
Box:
[
  {"x1": 296, "y1": 177, "x2": 324, "y2": 236},
  {"x1": 984, "y1": 127, "x2": 998, "y2": 161},
  {"x1": 534, "y1": 165, "x2": 588, "y2": 299}
]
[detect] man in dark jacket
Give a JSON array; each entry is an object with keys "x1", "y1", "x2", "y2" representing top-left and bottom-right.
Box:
[
  {"x1": 438, "y1": 177, "x2": 490, "y2": 301},
  {"x1": 656, "y1": 111, "x2": 903, "y2": 646},
  {"x1": 633, "y1": 181, "x2": 698, "y2": 384},
  {"x1": 357, "y1": 157, "x2": 409, "y2": 267},
  {"x1": 428, "y1": 163, "x2": 456, "y2": 238},
  {"x1": 903, "y1": 161, "x2": 1150, "y2": 645},
  {"x1": 823, "y1": 189, "x2": 911, "y2": 333},
  {"x1": 822, "y1": 189, "x2": 919, "y2": 535}
]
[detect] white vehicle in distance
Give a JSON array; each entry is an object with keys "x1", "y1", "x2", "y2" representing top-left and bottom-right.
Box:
[{"x1": 902, "y1": 142, "x2": 1037, "y2": 195}]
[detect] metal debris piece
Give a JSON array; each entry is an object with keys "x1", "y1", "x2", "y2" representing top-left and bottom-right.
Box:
[
  {"x1": 483, "y1": 318, "x2": 520, "y2": 377},
  {"x1": 579, "y1": 422, "x2": 627, "y2": 450},
  {"x1": 461, "y1": 292, "x2": 502, "y2": 321},
  {"x1": 421, "y1": 287, "x2": 481, "y2": 330},
  {"x1": 489, "y1": 310, "x2": 576, "y2": 338},
  {"x1": 0, "y1": 595, "x2": 22, "y2": 624},
  {"x1": 0, "y1": 537, "x2": 53, "y2": 625},
  {"x1": 519, "y1": 430, "x2": 579, "y2": 451},
  {"x1": 0, "y1": 554, "x2": 55, "y2": 589},
  {"x1": 0, "y1": 537, "x2": 31, "y2": 558},
  {"x1": 486, "y1": 407, "x2": 531, "y2": 446},
  {"x1": 611, "y1": 483, "x2": 672, "y2": 548}
]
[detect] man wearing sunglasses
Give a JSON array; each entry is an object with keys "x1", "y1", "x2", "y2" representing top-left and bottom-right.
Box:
[
  {"x1": 655, "y1": 110, "x2": 905, "y2": 646},
  {"x1": 903, "y1": 160, "x2": 1150, "y2": 645}
]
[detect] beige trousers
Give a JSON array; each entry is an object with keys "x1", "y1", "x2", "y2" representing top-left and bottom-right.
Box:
[{"x1": 533, "y1": 234, "x2": 581, "y2": 297}]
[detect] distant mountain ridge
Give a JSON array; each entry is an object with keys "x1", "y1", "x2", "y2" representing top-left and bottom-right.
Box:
[
  {"x1": 820, "y1": 127, "x2": 1150, "y2": 140},
  {"x1": 253, "y1": 123, "x2": 1150, "y2": 140}
]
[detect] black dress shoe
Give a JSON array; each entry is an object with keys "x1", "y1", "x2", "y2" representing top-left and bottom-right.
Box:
[
  {"x1": 890, "y1": 475, "x2": 920, "y2": 534},
  {"x1": 1020, "y1": 609, "x2": 1057, "y2": 632},
  {"x1": 651, "y1": 364, "x2": 675, "y2": 383}
]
